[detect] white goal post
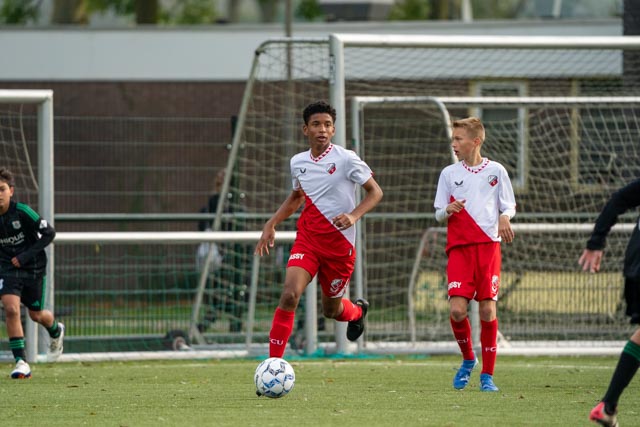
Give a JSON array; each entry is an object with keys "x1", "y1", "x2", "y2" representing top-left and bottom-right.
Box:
[{"x1": 0, "y1": 90, "x2": 54, "y2": 362}]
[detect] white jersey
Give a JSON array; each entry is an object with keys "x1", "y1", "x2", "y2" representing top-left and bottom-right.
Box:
[
  {"x1": 434, "y1": 158, "x2": 516, "y2": 253},
  {"x1": 291, "y1": 143, "x2": 373, "y2": 250}
]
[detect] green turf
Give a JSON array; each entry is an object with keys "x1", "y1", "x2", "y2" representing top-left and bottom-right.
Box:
[{"x1": 1, "y1": 355, "x2": 637, "y2": 426}]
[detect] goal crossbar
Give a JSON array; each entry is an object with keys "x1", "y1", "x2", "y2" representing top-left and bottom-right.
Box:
[
  {"x1": 353, "y1": 96, "x2": 640, "y2": 107},
  {"x1": 333, "y1": 34, "x2": 640, "y2": 49}
]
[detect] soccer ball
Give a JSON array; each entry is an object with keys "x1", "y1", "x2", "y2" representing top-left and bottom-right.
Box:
[{"x1": 254, "y1": 357, "x2": 295, "y2": 398}]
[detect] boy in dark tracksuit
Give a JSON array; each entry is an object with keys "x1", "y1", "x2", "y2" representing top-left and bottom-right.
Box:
[{"x1": 0, "y1": 168, "x2": 64, "y2": 379}]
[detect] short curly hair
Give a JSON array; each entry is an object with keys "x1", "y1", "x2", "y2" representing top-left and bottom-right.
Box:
[{"x1": 302, "y1": 101, "x2": 336, "y2": 125}]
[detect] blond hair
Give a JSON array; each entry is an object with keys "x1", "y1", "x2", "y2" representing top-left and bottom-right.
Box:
[{"x1": 452, "y1": 117, "x2": 485, "y2": 142}]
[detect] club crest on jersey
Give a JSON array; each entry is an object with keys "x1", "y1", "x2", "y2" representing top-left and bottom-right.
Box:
[
  {"x1": 326, "y1": 163, "x2": 336, "y2": 175},
  {"x1": 454, "y1": 180, "x2": 464, "y2": 187},
  {"x1": 11, "y1": 221, "x2": 21, "y2": 230},
  {"x1": 298, "y1": 168, "x2": 306, "y2": 174},
  {"x1": 488, "y1": 175, "x2": 498, "y2": 187}
]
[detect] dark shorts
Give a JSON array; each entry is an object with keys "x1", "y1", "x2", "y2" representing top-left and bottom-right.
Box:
[
  {"x1": 0, "y1": 274, "x2": 47, "y2": 311},
  {"x1": 625, "y1": 277, "x2": 640, "y2": 324}
]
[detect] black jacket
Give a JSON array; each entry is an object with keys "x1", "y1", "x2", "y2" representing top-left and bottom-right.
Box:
[
  {"x1": 0, "y1": 200, "x2": 56, "y2": 276},
  {"x1": 586, "y1": 179, "x2": 640, "y2": 278}
]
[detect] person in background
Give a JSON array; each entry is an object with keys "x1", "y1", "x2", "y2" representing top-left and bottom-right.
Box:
[
  {"x1": 0, "y1": 167, "x2": 65, "y2": 379},
  {"x1": 579, "y1": 178, "x2": 640, "y2": 427},
  {"x1": 197, "y1": 168, "x2": 248, "y2": 333}
]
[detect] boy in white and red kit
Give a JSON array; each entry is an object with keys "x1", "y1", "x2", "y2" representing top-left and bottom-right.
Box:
[
  {"x1": 254, "y1": 101, "x2": 383, "y2": 364},
  {"x1": 434, "y1": 117, "x2": 516, "y2": 392}
]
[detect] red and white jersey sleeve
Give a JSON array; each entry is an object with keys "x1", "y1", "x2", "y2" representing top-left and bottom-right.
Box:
[
  {"x1": 434, "y1": 158, "x2": 516, "y2": 253},
  {"x1": 291, "y1": 143, "x2": 373, "y2": 255}
]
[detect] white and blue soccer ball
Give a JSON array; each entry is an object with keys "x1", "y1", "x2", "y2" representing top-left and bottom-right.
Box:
[{"x1": 254, "y1": 357, "x2": 295, "y2": 398}]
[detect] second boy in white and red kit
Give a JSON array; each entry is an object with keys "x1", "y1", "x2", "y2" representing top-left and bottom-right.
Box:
[
  {"x1": 434, "y1": 117, "x2": 516, "y2": 392},
  {"x1": 254, "y1": 100, "x2": 383, "y2": 362}
]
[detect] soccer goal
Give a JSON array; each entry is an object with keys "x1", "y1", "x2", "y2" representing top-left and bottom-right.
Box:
[
  {"x1": 351, "y1": 95, "x2": 640, "y2": 352},
  {"x1": 9, "y1": 35, "x2": 640, "y2": 362},
  {"x1": 216, "y1": 34, "x2": 640, "y2": 356},
  {"x1": 0, "y1": 90, "x2": 54, "y2": 361}
]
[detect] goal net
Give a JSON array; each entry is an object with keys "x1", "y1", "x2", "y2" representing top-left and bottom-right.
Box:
[
  {"x1": 218, "y1": 35, "x2": 640, "y2": 354},
  {"x1": 351, "y1": 96, "x2": 640, "y2": 348},
  {"x1": 0, "y1": 90, "x2": 54, "y2": 360},
  {"x1": 0, "y1": 95, "x2": 42, "y2": 207}
]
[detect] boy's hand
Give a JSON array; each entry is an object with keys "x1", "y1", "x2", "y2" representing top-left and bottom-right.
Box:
[
  {"x1": 255, "y1": 226, "x2": 276, "y2": 256},
  {"x1": 446, "y1": 199, "x2": 466, "y2": 214},
  {"x1": 332, "y1": 213, "x2": 355, "y2": 230},
  {"x1": 579, "y1": 248, "x2": 602, "y2": 273},
  {"x1": 498, "y1": 215, "x2": 514, "y2": 243}
]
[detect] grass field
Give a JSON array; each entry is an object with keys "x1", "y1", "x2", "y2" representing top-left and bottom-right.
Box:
[{"x1": 2, "y1": 355, "x2": 637, "y2": 426}]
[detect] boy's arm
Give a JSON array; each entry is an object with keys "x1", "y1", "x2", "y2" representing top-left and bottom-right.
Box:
[
  {"x1": 254, "y1": 189, "x2": 305, "y2": 256},
  {"x1": 578, "y1": 180, "x2": 640, "y2": 273},
  {"x1": 497, "y1": 167, "x2": 516, "y2": 243},
  {"x1": 498, "y1": 167, "x2": 517, "y2": 220},
  {"x1": 587, "y1": 178, "x2": 640, "y2": 251},
  {"x1": 434, "y1": 171, "x2": 453, "y2": 223},
  {"x1": 15, "y1": 215, "x2": 56, "y2": 266}
]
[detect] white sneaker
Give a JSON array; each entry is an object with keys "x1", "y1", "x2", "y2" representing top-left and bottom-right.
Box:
[
  {"x1": 47, "y1": 322, "x2": 65, "y2": 362},
  {"x1": 11, "y1": 360, "x2": 31, "y2": 379}
]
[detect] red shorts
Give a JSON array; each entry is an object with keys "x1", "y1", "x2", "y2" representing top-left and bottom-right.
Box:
[
  {"x1": 287, "y1": 238, "x2": 356, "y2": 298},
  {"x1": 447, "y1": 242, "x2": 501, "y2": 301}
]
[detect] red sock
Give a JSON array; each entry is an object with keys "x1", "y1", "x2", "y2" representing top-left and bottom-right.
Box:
[
  {"x1": 335, "y1": 299, "x2": 362, "y2": 322},
  {"x1": 450, "y1": 317, "x2": 475, "y2": 360},
  {"x1": 480, "y1": 319, "x2": 498, "y2": 375},
  {"x1": 269, "y1": 307, "x2": 295, "y2": 357}
]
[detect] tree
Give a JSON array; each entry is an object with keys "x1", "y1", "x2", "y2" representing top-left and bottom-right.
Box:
[
  {"x1": 388, "y1": 0, "x2": 456, "y2": 21},
  {"x1": 389, "y1": 0, "x2": 430, "y2": 20},
  {"x1": 429, "y1": 0, "x2": 452, "y2": 20},
  {"x1": 0, "y1": 0, "x2": 41, "y2": 24},
  {"x1": 52, "y1": 0, "x2": 88, "y2": 24},
  {"x1": 296, "y1": 0, "x2": 323, "y2": 21},
  {"x1": 161, "y1": 0, "x2": 217, "y2": 25},
  {"x1": 87, "y1": 0, "x2": 216, "y2": 25},
  {"x1": 134, "y1": 0, "x2": 158, "y2": 24},
  {"x1": 471, "y1": 0, "x2": 519, "y2": 19}
]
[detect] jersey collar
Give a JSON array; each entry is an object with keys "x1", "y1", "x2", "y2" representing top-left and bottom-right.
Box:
[
  {"x1": 461, "y1": 158, "x2": 489, "y2": 174},
  {"x1": 310, "y1": 143, "x2": 333, "y2": 163}
]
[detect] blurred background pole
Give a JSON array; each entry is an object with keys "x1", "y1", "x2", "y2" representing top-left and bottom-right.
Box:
[
  {"x1": 285, "y1": 0, "x2": 292, "y2": 37},
  {"x1": 284, "y1": 0, "x2": 295, "y2": 163}
]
